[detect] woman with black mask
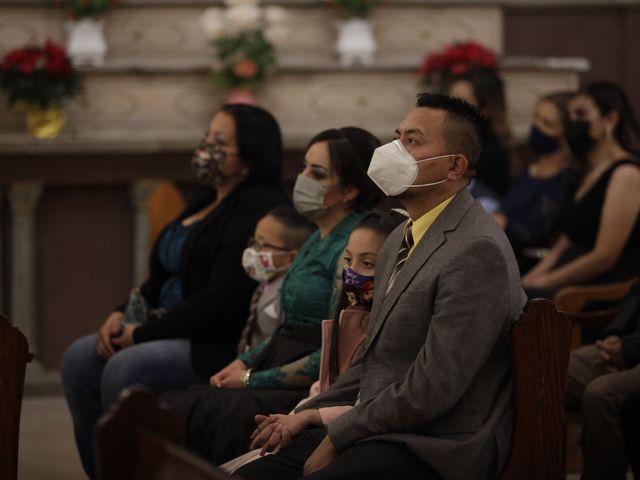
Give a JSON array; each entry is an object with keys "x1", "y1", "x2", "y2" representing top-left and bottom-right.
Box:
[
  {"x1": 495, "y1": 92, "x2": 573, "y2": 273},
  {"x1": 523, "y1": 82, "x2": 640, "y2": 296}
]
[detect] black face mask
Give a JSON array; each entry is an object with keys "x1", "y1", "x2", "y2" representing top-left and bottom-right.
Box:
[
  {"x1": 565, "y1": 120, "x2": 596, "y2": 157},
  {"x1": 528, "y1": 125, "x2": 560, "y2": 155}
]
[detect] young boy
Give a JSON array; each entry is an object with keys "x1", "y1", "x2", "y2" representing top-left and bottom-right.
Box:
[{"x1": 236, "y1": 205, "x2": 316, "y2": 353}]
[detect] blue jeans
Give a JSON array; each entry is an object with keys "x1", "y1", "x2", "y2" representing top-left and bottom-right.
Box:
[{"x1": 60, "y1": 334, "x2": 207, "y2": 479}]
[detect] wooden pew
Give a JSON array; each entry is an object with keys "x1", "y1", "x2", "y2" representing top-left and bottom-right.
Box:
[
  {"x1": 95, "y1": 301, "x2": 573, "y2": 480},
  {"x1": 554, "y1": 277, "x2": 637, "y2": 350},
  {"x1": 0, "y1": 314, "x2": 33, "y2": 480},
  {"x1": 94, "y1": 387, "x2": 233, "y2": 480},
  {"x1": 500, "y1": 299, "x2": 572, "y2": 480}
]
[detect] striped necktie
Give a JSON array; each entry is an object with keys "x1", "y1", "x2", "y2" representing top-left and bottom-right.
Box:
[
  {"x1": 385, "y1": 221, "x2": 414, "y2": 296},
  {"x1": 236, "y1": 283, "x2": 265, "y2": 354}
]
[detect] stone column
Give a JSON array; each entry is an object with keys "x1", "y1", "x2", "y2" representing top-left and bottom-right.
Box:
[
  {"x1": 8, "y1": 182, "x2": 43, "y2": 352},
  {"x1": 130, "y1": 180, "x2": 157, "y2": 286}
]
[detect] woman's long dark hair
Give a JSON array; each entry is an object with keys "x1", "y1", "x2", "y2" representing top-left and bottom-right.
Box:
[
  {"x1": 450, "y1": 66, "x2": 511, "y2": 146},
  {"x1": 328, "y1": 202, "x2": 408, "y2": 385},
  {"x1": 580, "y1": 81, "x2": 640, "y2": 156},
  {"x1": 306, "y1": 127, "x2": 384, "y2": 212},
  {"x1": 222, "y1": 104, "x2": 283, "y2": 187}
]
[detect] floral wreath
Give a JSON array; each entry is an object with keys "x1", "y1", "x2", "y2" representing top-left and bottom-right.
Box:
[{"x1": 199, "y1": 0, "x2": 290, "y2": 91}]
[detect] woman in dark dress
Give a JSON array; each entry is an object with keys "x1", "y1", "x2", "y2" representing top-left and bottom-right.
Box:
[
  {"x1": 523, "y1": 82, "x2": 640, "y2": 296},
  {"x1": 495, "y1": 92, "x2": 573, "y2": 272},
  {"x1": 60, "y1": 104, "x2": 289, "y2": 478}
]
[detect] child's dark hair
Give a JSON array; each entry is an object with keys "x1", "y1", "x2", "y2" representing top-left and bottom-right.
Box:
[
  {"x1": 328, "y1": 200, "x2": 408, "y2": 384},
  {"x1": 266, "y1": 205, "x2": 317, "y2": 250},
  {"x1": 354, "y1": 202, "x2": 409, "y2": 239}
]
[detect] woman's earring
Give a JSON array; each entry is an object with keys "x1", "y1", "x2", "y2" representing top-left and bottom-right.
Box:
[{"x1": 605, "y1": 125, "x2": 613, "y2": 141}]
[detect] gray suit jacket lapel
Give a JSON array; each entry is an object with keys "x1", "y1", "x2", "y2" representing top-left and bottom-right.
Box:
[{"x1": 365, "y1": 191, "x2": 475, "y2": 354}]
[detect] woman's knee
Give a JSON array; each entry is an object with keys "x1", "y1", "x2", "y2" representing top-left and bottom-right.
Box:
[
  {"x1": 100, "y1": 349, "x2": 145, "y2": 407},
  {"x1": 584, "y1": 374, "x2": 621, "y2": 411},
  {"x1": 61, "y1": 335, "x2": 101, "y2": 388}
]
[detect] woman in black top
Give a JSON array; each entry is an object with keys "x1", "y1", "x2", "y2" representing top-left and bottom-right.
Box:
[
  {"x1": 61, "y1": 104, "x2": 288, "y2": 478},
  {"x1": 523, "y1": 82, "x2": 640, "y2": 295}
]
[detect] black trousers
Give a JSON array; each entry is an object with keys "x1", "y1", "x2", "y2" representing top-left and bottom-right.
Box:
[
  {"x1": 235, "y1": 427, "x2": 442, "y2": 480},
  {"x1": 621, "y1": 389, "x2": 640, "y2": 479}
]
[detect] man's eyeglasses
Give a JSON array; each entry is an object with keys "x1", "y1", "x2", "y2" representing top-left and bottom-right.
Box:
[{"x1": 248, "y1": 237, "x2": 289, "y2": 251}]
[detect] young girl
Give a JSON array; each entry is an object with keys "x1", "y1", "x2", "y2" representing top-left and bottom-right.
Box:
[{"x1": 220, "y1": 206, "x2": 408, "y2": 474}]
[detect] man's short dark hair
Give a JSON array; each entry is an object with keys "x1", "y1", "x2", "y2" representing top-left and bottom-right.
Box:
[
  {"x1": 415, "y1": 93, "x2": 487, "y2": 177},
  {"x1": 267, "y1": 205, "x2": 316, "y2": 250}
]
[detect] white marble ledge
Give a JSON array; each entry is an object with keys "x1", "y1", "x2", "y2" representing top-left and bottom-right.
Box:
[
  {"x1": 0, "y1": 130, "x2": 204, "y2": 155},
  {"x1": 4, "y1": 0, "x2": 639, "y2": 6},
  {"x1": 80, "y1": 55, "x2": 590, "y2": 74}
]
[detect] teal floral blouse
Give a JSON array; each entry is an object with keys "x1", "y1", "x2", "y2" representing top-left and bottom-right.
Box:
[{"x1": 238, "y1": 211, "x2": 364, "y2": 388}]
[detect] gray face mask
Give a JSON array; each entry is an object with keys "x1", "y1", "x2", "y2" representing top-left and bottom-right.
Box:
[{"x1": 292, "y1": 174, "x2": 329, "y2": 220}]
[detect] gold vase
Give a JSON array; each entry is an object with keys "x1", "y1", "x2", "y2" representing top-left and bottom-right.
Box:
[{"x1": 14, "y1": 103, "x2": 66, "y2": 139}]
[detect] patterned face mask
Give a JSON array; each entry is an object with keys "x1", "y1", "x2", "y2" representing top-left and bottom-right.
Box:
[
  {"x1": 242, "y1": 247, "x2": 290, "y2": 283},
  {"x1": 190, "y1": 136, "x2": 229, "y2": 183},
  {"x1": 343, "y1": 267, "x2": 375, "y2": 306}
]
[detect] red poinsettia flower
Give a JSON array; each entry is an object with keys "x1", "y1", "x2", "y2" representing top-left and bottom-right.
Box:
[
  {"x1": 450, "y1": 62, "x2": 470, "y2": 75},
  {"x1": 0, "y1": 39, "x2": 81, "y2": 108},
  {"x1": 418, "y1": 41, "x2": 498, "y2": 88},
  {"x1": 44, "y1": 40, "x2": 72, "y2": 76},
  {"x1": 418, "y1": 52, "x2": 446, "y2": 76}
]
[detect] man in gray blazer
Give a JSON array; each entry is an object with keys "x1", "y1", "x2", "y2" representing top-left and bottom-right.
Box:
[{"x1": 237, "y1": 93, "x2": 526, "y2": 480}]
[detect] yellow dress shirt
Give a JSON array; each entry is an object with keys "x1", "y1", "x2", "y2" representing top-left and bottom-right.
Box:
[{"x1": 408, "y1": 194, "x2": 456, "y2": 255}]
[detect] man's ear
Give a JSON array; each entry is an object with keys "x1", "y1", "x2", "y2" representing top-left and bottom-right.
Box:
[
  {"x1": 447, "y1": 154, "x2": 469, "y2": 180},
  {"x1": 342, "y1": 185, "x2": 360, "y2": 204}
]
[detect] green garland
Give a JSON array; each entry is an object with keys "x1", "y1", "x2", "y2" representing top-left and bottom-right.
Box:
[
  {"x1": 333, "y1": 0, "x2": 380, "y2": 19},
  {"x1": 56, "y1": 0, "x2": 113, "y2": 19}
]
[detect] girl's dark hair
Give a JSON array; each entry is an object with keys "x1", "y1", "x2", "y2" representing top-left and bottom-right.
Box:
[
  {"x1": 579, "y1": 81, "x2": 640, "y2": 155},
  {"x1": 306, "y1": 127, "x2": 384, "y2": 211},
  {"x1": 222, "y1": 104, "x2": 283, "y2": 187},
  {"x1": 328, "y1": 200, "x2": 408, "y2": 385},
  {"x1": 450, "y1": 66, "x2": 511, "y2": 145}
]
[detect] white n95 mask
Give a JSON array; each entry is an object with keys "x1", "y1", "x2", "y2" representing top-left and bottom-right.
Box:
[{"x1": 367, "y1": 140, "x2": 454, "y2": 196}]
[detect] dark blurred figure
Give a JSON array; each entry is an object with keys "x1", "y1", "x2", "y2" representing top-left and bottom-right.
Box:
[
  {"x1": 566, "y1": 281, "x2": 640, "y2": 480},
  {"x1": 449, "y1": 66, "x2": 511, "y2": 202},
  {"x1": 621, "y1": 389, "x2": 640, "y2": 479}
]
